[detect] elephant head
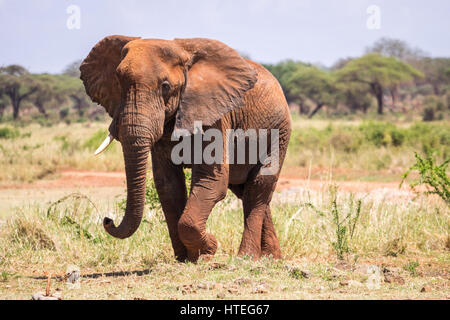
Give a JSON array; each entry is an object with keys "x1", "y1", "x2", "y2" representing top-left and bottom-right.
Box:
[{"x1": 80, "y1": 35, "x2": 257, "y2": 239}]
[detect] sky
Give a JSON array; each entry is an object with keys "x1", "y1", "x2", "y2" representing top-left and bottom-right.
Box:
[{"x1": 0, "y1": 0, "x2": 449, "y2": 74}]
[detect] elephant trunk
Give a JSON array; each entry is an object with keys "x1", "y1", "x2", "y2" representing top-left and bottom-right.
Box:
[
  {"x1": 103, "y1": 87, "x2": 163, "y2": 239},
  {"x1": 103, "y1": 143, "x2": 150, "y2": 239}
]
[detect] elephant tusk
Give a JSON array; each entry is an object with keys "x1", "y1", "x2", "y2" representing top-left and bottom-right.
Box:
[{"x1": 94, "y1": 134, "x2": 114, "y2": 155}]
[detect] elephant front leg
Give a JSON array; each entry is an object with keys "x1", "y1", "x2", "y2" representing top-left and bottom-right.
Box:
[
  {"x1": 152, "y1": 151, "x2": 188, "y2": 262},
  {"x1": 177, "y1": 165, "x2": 228, "y2": 262}
]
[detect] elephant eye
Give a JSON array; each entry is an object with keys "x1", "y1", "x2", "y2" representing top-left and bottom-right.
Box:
[{"x1": 161, "y1": 81, "x2": 171, "y2": 95}]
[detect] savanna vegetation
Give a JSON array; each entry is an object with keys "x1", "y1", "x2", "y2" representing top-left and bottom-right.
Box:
[{"x1": 0, "y1": 37, "x2": 448, "y2": 299}]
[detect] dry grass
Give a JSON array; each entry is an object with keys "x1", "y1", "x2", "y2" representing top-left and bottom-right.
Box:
[
  {"x1": 0, "y1": 184, "x2": 448, "y2": 299},
  {"x1": 0, "y1": 122, "x2": 124, "y2": 183}
]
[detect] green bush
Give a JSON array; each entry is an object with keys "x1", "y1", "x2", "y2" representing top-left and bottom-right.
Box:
[
  {"x1": 330, "y1": 130, "x2": 362, "y2": 152},
  {"x1": 401, "y1": 152, "x2": 449, "y2": 205},
  {"x1": 0, "y1": 127, "x2": 20, "y2": 139},
  {"x1": 359, "y1": 122, "x2": 405, "y2": 147},
  {"x1": 306, "y1": 186, "x2": 363, "y2": 260}
]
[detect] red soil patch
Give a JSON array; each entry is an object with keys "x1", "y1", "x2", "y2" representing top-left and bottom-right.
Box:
[{"x1": 0, "y1": 169, "x2": 410, "y2": 194}]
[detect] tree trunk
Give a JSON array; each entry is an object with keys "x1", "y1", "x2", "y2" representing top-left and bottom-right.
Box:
[
  {"x1": 70, "y1": 95, "x2": 85, "y2": 116},
  {"x1": 12, "y1": 100, "x2": 20, "y2": 119},
  {"x1": 371, "y1": 83, "x2": 384, "y2": 115},
  {"x1": 298, "y1": 102, "x2": 304, "y2": 115},
  {"x1": 308, "y1": 103, "x2": 324, "y2": 119},
  {"x1": 8, "y1": 87, "x2": 38, "y2": 120},
  {"x1": 391, "y1": 86, "x2": 398, "y2": 106}
]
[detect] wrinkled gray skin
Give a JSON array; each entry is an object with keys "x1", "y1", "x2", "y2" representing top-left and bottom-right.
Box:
[{"x1": 80, "y1": 35, "x2": 291, "y2": 262}]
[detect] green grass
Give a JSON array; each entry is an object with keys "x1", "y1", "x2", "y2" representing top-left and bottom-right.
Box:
[{"x1": 285, "y1": 120, "x2": 450, "y2": 174}]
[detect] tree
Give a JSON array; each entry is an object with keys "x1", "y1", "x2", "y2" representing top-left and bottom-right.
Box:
[
  {"x1": 29, "y1": 74, "x2": 61, "y2": 117},
  {"x1": 336, "y1": 82, "x2": 373, "y2": 113},
  {"x1": 286, "y1": 66, "x2": 338, "y2": 118},
  {"x1": 263, "y1": 60, "x2": 310, "y2": 109},
  {"x1": 414, "y1": 57, "x2": 450, "y2": 95},
  {"x1": 365, "y1": 37, "x2": 426, "y2": 62},
  {"x1": 336, "y1": 54, "x2": 423, "y2": 114},
  {"x1": 56, "y1": 75, "x2": 92, "y2": 116},
  {"x1": 0, "y1": 65, "x2": 40, "y2": 119},
  {"x1": 331, "y1": 57, "x2": 354, "y2": 71},
  {"x1": 61, "y1": 61, "x2": 94, "y2": 116}
]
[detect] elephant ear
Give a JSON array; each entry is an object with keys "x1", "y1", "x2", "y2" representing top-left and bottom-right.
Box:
[
  {"x1": 174, "y1": 38, "x2": 258, "y2": 133},
  {"x1": 79, "y1": 35, "x2": 140, "y2": 117}
]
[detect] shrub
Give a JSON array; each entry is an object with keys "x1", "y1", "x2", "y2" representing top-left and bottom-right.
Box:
[
  {"x1": 0, "y1": 127, "x2": 20, "y2": 139},
  {"x1": 359, "y1": 122, "x2": 405, "y2": 147},
  {"x1": 401, "y1": 152, "x2": 449, "y2": 205},
  {"x1": 330, "y1": 130, "x2": 362, "y2": 152},
  {"x1": 306, "y1": 186, "x2": 363, "y2": 260}
]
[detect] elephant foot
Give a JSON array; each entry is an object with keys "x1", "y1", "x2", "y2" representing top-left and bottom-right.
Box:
[
  {"x1": 261, "y1": 243, "x2": 282, "y2": 259},
  {"x1": 237, "y1": 244, "x2": 261, "y2": 260},
  {"x1": 174, "y1": 252, "x2": 188, "y2": 263},
  {"x1": 186, "y1": 233, "x2": 218, "y2": 263},
  {"x1": 261, "y1": 230, "x2": 282, "y2": 259}
]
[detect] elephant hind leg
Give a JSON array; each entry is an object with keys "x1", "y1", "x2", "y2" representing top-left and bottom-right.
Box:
[
  {"x1": 238, "y1": 170, "x2": 280, "y2": 260},
  {"x1": 261, "y1": 207, "x2": 281, "y2": 259}
]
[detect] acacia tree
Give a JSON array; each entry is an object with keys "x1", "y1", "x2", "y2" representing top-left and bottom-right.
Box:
[
  {"x1": 336, "y1": 82, "x2": 373, "y2": 113},
  {"x1": 0, "y1": 65, "x2": 40, "y2": 119},
  {"x1": 263, "y1": 60, "x2": 310, "y2": 113},
  {"x1": 415, "y1": 57, "x2": 450, "y2": 95},
  {"x1": 28, "y1": 74, "x2": 62, "y2": 118},
  {"x1": 336, "y1": 54, "x2": 423, "y2": 114},
  {"x1": 55, "y1": 75, "x2": 92, "y2": 117},
  {"x1": 286, "y1": 66, "x2": 338, "y2": 118}
]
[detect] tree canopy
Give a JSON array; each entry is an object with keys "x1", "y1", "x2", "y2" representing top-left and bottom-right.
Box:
[
  {"x1": 335, "y1": 53, "x2": 423, "y2": 114},
  {"x1": 286, "y1": 66, "x2": 338, "y2": 118},
  {"x1": 0, "y1": 65, "x2": 40, "y2": 119},
  {"x1": 0, "y1": 61, "x2": 99, "y2": 121},
  {"x1": 0, "y1": 38, "x2": 448, "y2": 122}
]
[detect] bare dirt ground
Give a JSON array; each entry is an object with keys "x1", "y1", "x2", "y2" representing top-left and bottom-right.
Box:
[
  {"x1": 0, "y1": 169, "x2": 414, "y2": 215},
  {"x1": 0, "y1": 169, "x2": 417, "y2": 216},
  {"x1": 0, "y1": 169, "x2": 410, "y2": 193}
]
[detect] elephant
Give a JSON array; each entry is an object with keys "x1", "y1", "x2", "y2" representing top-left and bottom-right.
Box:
[{"x1": 80, "y1": 35, "x2": 291, "y2": 262}]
